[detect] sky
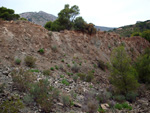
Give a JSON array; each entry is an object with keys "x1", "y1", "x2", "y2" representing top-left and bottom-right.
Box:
[{"x1": 1, "y1": 0, "x2": 150, "y2": 27}]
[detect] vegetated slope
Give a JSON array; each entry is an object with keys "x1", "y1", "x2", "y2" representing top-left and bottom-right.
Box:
[
  {"x1": 0, "y1": 20, "x2": 150, "y2": 113},
  {"x1": 112, "y1": 20, "x2": 150, "y2": 37},
  {"x1": 20, "y1": 11, "x2": 57, "y2": 26}
]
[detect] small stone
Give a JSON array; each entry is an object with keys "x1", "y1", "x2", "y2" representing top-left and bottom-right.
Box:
[
  {"x1": 101, "y1": 103, "x2": 109, "y2": 110},
  {"x1": 74, "y1": 102, "x2": 82, "y2": 108},
  {"x1": 57, "y1": 102, "x2": 63, "y2": 106}
]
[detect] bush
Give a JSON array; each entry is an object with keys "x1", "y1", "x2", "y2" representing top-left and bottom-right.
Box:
[
  {"x1": 131, "y1": 32, "x2": 141, "y2": 37},
  {"x1": 51, "y1": 45, "x2": 57, "y2": 52},
  {"x1": 85, "y1": 23, "x2": 97, "y2": 35},
  {"x1": 135, "y1": 48, "x2": 150, "y2": 84},
  {"x1": 97, "y1": 91, "x2": 112, "y2": 103},
  {"x1": 77, "y1": 73, "x2": 86, "y2": 81},
  {"x1": 84, "y1": 99, "x2": 99, "y2": 113},
  {"x1": 28, "y1": 69, "x2": 39, "y2": 73},
  {"x1": 126, "y1": 92, "x2": 138, "y2": 103},
  {"x1": 114, "y1": 102, "x2": 132, "y2": 110},
  {"x1": 38, "y1": 48, "x2": 44, "y2": 54},
  {"x1": 44, "y1": 21, "x2": 52, "y2": 30},
  {"x1": 15, "y1": 58, "x2": 21, "y2": 65},
  {"x1": 71, "y1": 64, "x2": 79, "y2": 73},
  {"x1": 43, "y1": 69, "x2": 51, "y2": 76},
  {"x1": 55, "y1": 65, "x2": 59, "y2": 70},
  {"x1": 24, "y1": 56, "x2": 36, "y2": 67},
  {"x1": 86, "y1": 71, "x2": 94, "y2": 82},
  {"x1": 50, "y1": 67, "x2": 54, "y2": 71},
  {"x1": 62, "y1": 79, "x2": 69, "y2": 86},
  {"x1": 141, "y1": 30, "x2": 150, "y2": 42},
  {"x1": 11, "y1": 69, "x2": 36, "y2": 92},
  {"x1": 62, "y1": 94, "x2": 71, "y2": 107},
  {"x1": 0, "y1": 97, "x2": 24, "y2": 113},
  {"x1": 73, "y1": 75, "x2": 78, "y2": 82},
  {"x1": 98, "y1": 60, "x2": 107, "y2": 71},
  {"x1": 113, "y1": 95, "x2": 126, "y2": 103},
  {"x1": 114, "y1": 103, "x2": 122, "y2": 110}
]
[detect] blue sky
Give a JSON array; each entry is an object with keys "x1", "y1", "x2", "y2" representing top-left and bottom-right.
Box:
[{"x1": 1, "y1": 0, "x2": 150, "y2": 27}]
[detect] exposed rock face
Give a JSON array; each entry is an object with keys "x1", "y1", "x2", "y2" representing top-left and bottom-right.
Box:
[{"x1": 20, "y1": 11, "x2": 57, "y2": 26}]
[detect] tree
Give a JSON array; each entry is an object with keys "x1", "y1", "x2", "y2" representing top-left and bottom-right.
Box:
[
  {"x1": 0, "y1": 7, "x2": 20, "y2": 20},
  {"x1": 109, "y1": 46, "x2": 139, "y2": 95},
  {"x1": 74, "y1": 17, "x2": 86, "y2": 32},
  {"x1": 135, "y1": 48, "x2": 150, "y2": 84},
  {"x1": 57, "y1": 4, "x2": 79, "y2": 30}
]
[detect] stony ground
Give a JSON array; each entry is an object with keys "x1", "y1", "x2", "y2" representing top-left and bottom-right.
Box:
[{"x1": 0, "y1": 20, "x2": 150, "y2": 113}]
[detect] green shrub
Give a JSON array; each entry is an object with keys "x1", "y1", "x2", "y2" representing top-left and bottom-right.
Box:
[
  {"x1": 55, "y1": 65, "x2": 59, "y2": 70},
  {"x1": 131, "y1": 32, "x2": 141, "y2": 37},
  {"x1": 115, "y1": 103, "x2": 132, "y2": 110},
  {"x1": 60, "y1": 75, "x2": 64, "y2": 78},
  {"x1": 44, "y1": 21, "x2": 52, "y2": 30},
  {"x1": 61, "y1": 59, "x2": 64, "y2": 62},
  {"x1": 62, "y1": 95, "x2": 71, "y2": 107},
  {"x1": 43, "y1": 70, "x2": 51, "y2": 76},
  {"x1": 62, "y1": 79, "x2": 69, "y2": 86},
  {"x1": 114, "y1": 103, "x2": 122, "y2": 110},
  {"x1": 98, "y1": 60, "x2": 107, "y2": 71},
  {"x1": 73, "y1": 75, "x2": 78, "y2": 82},
  {"x1": 135, "y1": 48, "x2": 150, "y2": 84},
  {"x1": 93, "y1": 64, "x2": 97, "y2": 68},
  {"x1": 113, "y1": 95, "x2": 126, "y2": 103},
  {"x1": 15, "y1": 58, "x2": 21, "y2": 65},
  {"x1": 28, "y1": 79, "x2": 55, "y2": 112},
  {"x1": 126, "y1": 92, "x2": 138, "y2": 102},
  {"x1": 97, "y1": 91, "x2": 112, "y2": 103},
  {"x1": 11, "y1": 69, "x2": 36, "y2": 92},
  {"x1": 71, "y1": 64, "x2": 79, "y2": 72},
  {"x1": 67, "y1": 64, "x2": 71, "y2": 67},
  {"x1": 141, "y1": 30, "x2": 150, "y2": 42},
  {"x1": 51, "y1": 45, "x2": 57, "y2": 52},
  {"x1": 86, "y1": 99, "x2": 99, "y2": 113},
  {"x1": 77, "y1": 73, "x2": 86, "y2": 81},
  {"x1": 50, "y1": 67, "x2": 54, "y2": 71},
  {"x1": 98, "y1": 106, "x2": 105, "y2": 113},
  {"x1": 38, "y1": 48, "x2": 44, "y2": 54},
  {"x1": 0, "y1": 97, "x2": 24, "y2": 113},
  {"x1": 86, "y1": 71, "x2": 94, "y2": 82},
  {"x1": 24, "y1": 56, "x2": 36, "y2": 67},
  {"x1": 28, "y1": 69, "x2": 39, "y2": 73},
  {"x1": 23, "y1": 94, "x2": 34, "y2": 105}
]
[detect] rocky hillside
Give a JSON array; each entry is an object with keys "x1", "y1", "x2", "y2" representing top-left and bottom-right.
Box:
[
  {"x1": 0, "y1": 20, "x2": 150, "y2": 113},
  {"x1": 20, "y1": 11, "x2": 57, "y2": 26}
]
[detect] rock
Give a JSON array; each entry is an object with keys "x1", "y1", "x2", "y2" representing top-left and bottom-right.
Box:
[
  {"x1": 3, "y1": 71, "x2": 9, "y2": 76},
  {"x1": 57, "y1": 102, "x2": 63, "y2": 107},
  {"x1": 74, "y1": 102, "x2": 82, "y2": 108},
  {"x1": 101, "y1": 103, "x2": 109, "y2": 110}
]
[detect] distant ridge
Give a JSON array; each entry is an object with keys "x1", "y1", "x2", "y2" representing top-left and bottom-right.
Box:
[
  {"x1": 20, "y1": 11, "x2": 57, "y2": 26},
  {"x1": 95, "y1": 26, "x2": 115, "y2": 31}
]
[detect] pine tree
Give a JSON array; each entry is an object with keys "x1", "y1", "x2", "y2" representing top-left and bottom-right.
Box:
[{"x1": 109, "y1": 46, "x2": 139, "y2": 95}]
